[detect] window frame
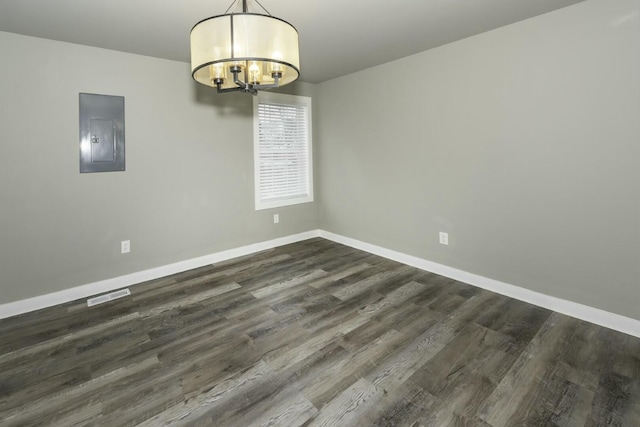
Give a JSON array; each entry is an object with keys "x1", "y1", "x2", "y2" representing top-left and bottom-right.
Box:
[{"x1": 253, "y1": 91, "x2": 314, "y2": 211}]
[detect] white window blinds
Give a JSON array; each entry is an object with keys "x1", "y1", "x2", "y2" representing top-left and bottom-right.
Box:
[{"x1": 254, "y1": 93, "x2": 313, "y2": 210}]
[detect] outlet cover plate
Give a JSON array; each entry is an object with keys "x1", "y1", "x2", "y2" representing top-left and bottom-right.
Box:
[{"x1": 439, "y1": 232, "x2": 449, "y2": 245}]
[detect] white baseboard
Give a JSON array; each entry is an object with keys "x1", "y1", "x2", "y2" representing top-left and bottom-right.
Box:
[
  {"x1": 3, "y1": 228, "x2": 639, "y2": 339},
  {"x1": 0, "y1": 230, "x2": 321, "y2": 320},
  {"x1": 318, "y1": 230, "x2": 640, "y2": 338}
]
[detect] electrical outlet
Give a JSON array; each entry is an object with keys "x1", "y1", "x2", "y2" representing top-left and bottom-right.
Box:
[
  {"x1": 439, "y1": 232, "x2": 449, "y2": 245},
  {"x1": 274, "y1": 213, "x2": 279, "y2": 224},
  {"x1": 121, "y1": 240, "x2": 131, "y2": 254}
]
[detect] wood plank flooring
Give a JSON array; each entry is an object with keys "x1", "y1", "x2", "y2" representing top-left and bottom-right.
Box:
[{"x1": 0, "y1": 238, "x2": 639, "y2": 426}]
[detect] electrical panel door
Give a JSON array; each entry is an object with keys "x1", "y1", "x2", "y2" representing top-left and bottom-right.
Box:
[{"x1": 79, "y1": 93, "x2": 125, "y2": 173}]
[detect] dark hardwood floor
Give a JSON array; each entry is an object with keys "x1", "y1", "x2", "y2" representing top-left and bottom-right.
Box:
[{"x1": 0, "y1": 238, "x2": 639, "y2": 426}]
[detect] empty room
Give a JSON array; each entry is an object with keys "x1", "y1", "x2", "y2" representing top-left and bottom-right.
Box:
[{"x1": 0, "y1": 0, "x2": 639, "y2": 425}]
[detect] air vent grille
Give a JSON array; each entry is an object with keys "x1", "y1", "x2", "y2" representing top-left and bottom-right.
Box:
[{"x1": 87, "y1": 288, "x2": 131, "y2": 307}]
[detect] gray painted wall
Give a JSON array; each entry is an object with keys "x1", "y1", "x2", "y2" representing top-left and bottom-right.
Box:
[
  {"x1": 316, "y1": 0, "x2": 640, "y2": 320},
  {"x1": 2, "y1": 0, "x2": 638, "y2": 323},
  {"x1": 0, "y1": 31, "x2": 317, "y2": 304}
]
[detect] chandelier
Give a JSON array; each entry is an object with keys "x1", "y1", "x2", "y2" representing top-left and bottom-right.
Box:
[{"x1": 190, "y1": 0, "x2": 300, "y2": 95}]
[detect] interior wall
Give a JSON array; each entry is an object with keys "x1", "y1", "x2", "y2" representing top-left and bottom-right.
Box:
[
  {"x1": 0, "y1": 31, "x2": 318, "y2": 304},
  {"x1": 316, "y1": 0, "x2": 640, "y2": 320}
]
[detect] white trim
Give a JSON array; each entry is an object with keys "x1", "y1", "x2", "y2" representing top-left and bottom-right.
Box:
[
  {"x1": 318, "y1": 230, "x2": 640, "y2": 338},
  {"x1": 0, "y1": 230, "x2": 320, "y2": 320},
  {"x1": 3, "y1": 228, "x2": 639, "y2": 339}
]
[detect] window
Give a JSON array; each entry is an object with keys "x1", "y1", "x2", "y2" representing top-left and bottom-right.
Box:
[{"x1": 254, "y1": 92, "x2": 313, "y2": 210}]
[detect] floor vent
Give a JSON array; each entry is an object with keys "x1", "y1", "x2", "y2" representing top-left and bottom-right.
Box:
[{"x1": 87, "y1": 288, "x2": 131, "y2": 307}]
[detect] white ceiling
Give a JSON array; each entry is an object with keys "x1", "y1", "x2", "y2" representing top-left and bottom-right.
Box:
[{"x1": 0, "y1": 0, "x2": 585, "y2": 83}]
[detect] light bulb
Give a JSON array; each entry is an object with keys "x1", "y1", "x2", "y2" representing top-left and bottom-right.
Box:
[
  {"x1": 209, "y1": 64, "x2": 225, "y2": 85},
  {"x1": 249, "y1": 62, "x2": 261, "y2": 84},
  {"x1": 270, "y1": 51, "x2": 284, "y2": 77}
]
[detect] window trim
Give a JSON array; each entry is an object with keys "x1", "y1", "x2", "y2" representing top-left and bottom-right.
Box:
[{"x1": 253, "y1": 91, "x2": 313, "y2": 211}]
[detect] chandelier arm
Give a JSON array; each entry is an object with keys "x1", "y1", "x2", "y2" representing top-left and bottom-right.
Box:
[
  {"x1": 216, "y1": 86, "x2": 251, "y2": 94},
  {"x1": 263, "y1": 74, "x2": 280, "y2": 88},
  {"x1": 214, "y1": 72, "x2": 279, "y2": 95},
  {"x1": 248, "y1": 75, "x2": 280, "y2": 91},
  {"x1": 231, "y1": 68, "x2": 249, "y2": 89}
]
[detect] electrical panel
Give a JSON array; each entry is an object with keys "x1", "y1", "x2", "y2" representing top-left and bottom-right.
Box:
[{"x1": 79, "y1": 93, "x2": 125, "y2": 173}]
